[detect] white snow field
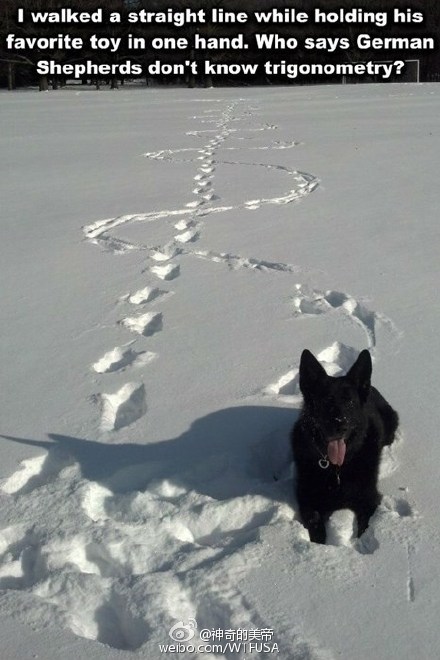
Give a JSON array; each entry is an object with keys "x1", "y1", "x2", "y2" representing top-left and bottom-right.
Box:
[{"x1": 1, "y1": 83, "x2": 440, "y2": 659}]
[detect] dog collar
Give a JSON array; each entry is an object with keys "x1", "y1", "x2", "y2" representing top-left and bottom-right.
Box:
[{"x1": 315, "y1": 446, "x2": 341, "y2": 485}]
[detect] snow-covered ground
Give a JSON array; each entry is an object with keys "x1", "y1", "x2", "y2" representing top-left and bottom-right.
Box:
[{"x1": 1, "y1": 83, "x2": 440, "y2": 659}]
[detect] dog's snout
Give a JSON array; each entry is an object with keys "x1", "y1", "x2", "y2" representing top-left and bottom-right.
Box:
[{"x1": 323, "y1": 408, "x2": 348, "y2": 436}]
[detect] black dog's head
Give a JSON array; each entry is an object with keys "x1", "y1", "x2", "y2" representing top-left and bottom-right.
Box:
[{"x1": 299, "y1": 349, "x2": 372, "y2": 465}]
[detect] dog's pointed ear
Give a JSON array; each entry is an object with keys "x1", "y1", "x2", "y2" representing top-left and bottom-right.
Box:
[
  {"x1": 299, "y1": 349, "x2": 327, "y2": 397},
  {"x1": 347, "y1": 349, "x2": 372, "y2": 402}
]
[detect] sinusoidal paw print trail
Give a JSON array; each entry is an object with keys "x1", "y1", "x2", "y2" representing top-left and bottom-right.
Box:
[
  {"x1": 82, "y1": 122, "x2": 317, "y2": 255},
  {"x1": 85, "y1": 99, "x2": 402, "y2": 435}
]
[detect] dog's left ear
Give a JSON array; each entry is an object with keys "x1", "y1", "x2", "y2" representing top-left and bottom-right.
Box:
[{"x1": 347, "y1": 349, "x2": 372, "y2": 402}]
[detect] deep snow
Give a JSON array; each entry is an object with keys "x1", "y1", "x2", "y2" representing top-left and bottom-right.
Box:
[{"x1": 1, "y1": 83, "x2": 440, "y2": 659}]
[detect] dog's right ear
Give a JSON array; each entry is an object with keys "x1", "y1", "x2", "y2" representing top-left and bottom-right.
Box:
[
  {"x1": 347, "y1": 349, "x2": 372, "y2": 402},
  {"x1": 299, "y1": 349, "x2": 327, "y2": 397}
]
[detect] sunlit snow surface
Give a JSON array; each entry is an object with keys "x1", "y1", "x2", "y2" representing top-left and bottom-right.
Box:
[{"x1": 0, "y1": 84, "x2": 439, "y2": 659}]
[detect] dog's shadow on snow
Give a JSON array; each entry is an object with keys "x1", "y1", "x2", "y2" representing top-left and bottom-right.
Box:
[{"x1": 1, "y1": 405, "x2": 298, "y2": 504}]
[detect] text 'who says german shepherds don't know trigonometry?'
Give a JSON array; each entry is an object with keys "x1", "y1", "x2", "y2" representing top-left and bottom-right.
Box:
[{"x1": 291, "y1": 348, "x2": 399, "y2": 544}]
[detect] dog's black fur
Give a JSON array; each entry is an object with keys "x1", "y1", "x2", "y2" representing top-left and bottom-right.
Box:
[{"x1": 291, "y1": 348, "x2": 398, "y2": 543}]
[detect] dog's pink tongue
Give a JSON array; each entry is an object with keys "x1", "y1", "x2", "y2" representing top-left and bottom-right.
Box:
[{"x1": 327, "y1": 438, "x2": 346, "y2": 466}]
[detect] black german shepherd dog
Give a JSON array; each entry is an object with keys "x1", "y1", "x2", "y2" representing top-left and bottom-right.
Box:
[{"x1": 291, "y1": 348, "x2": 398, "y2": 544}]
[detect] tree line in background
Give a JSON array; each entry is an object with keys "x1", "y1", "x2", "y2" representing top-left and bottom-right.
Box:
[{"x1": 1, "y1": 0, "x2": 440, "y2": 90}]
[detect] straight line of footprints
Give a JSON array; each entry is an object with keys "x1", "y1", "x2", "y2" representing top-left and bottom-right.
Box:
[{"x1": 92, "y1": 103, "x2": 243, "y2": 431}]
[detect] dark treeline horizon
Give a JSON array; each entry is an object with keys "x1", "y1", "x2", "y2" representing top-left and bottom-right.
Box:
[{"x1": 1, "y1": 0, "x2": 439, "y2": 90}]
